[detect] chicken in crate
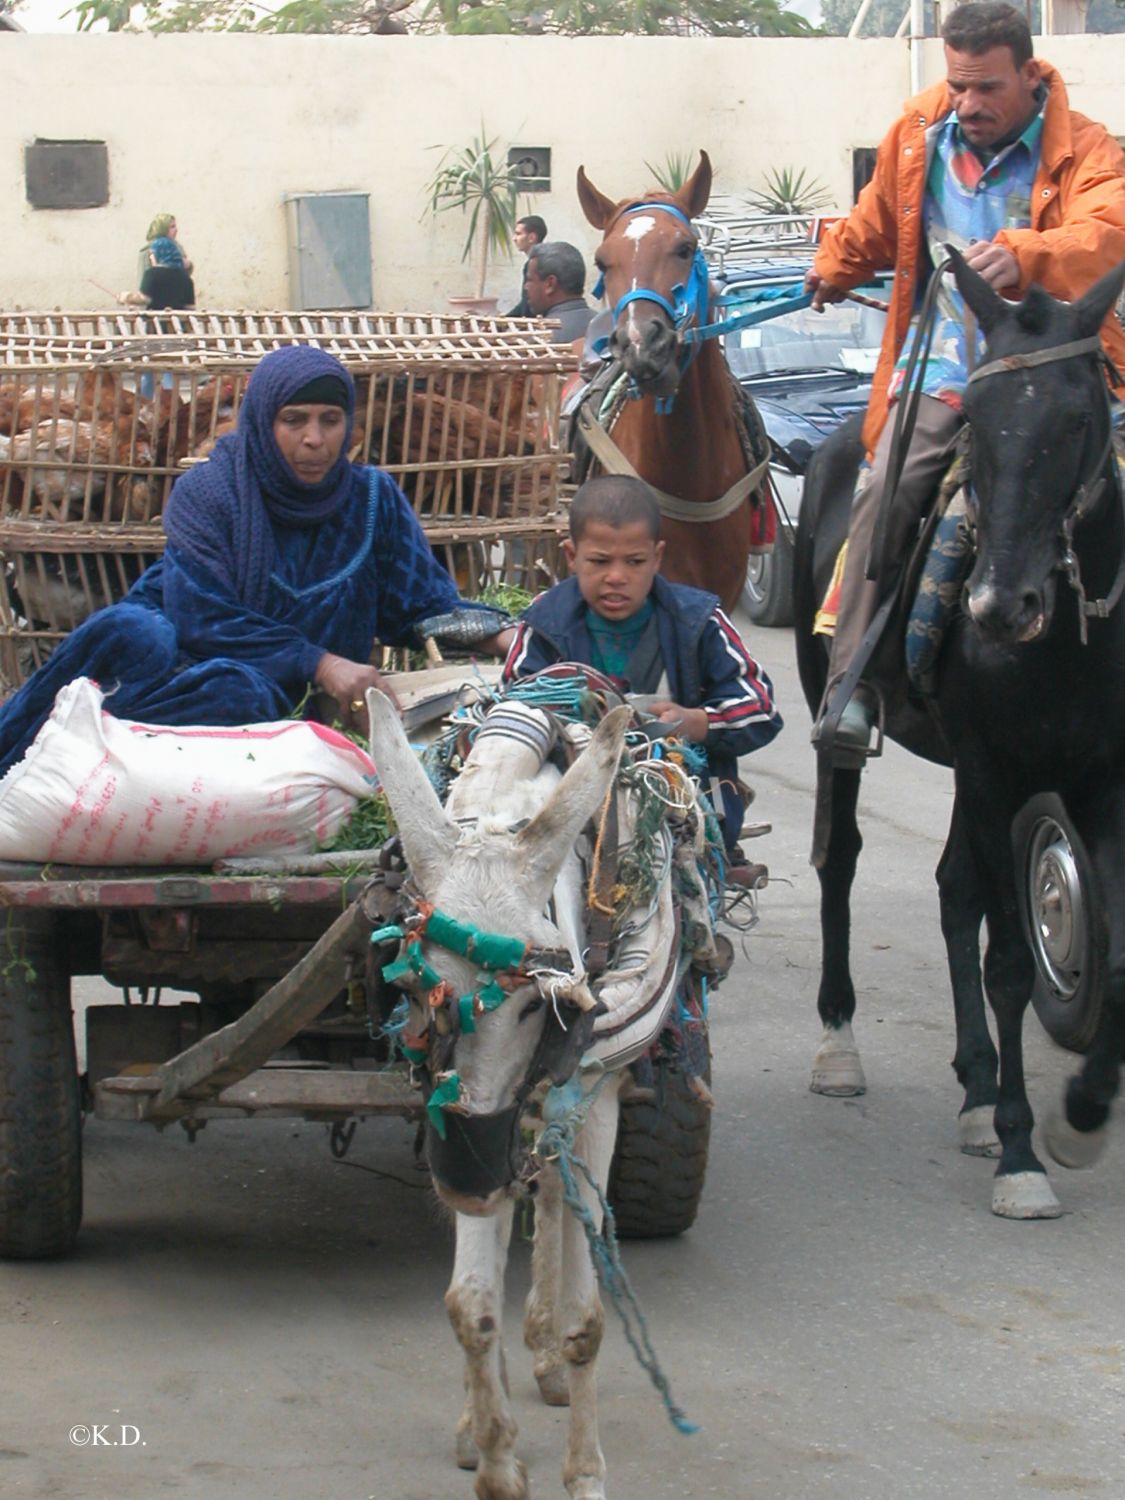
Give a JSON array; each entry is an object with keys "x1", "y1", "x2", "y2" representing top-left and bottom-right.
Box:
[{"x1": 0, "y1": 310, "x2": 575, "y2": 690}]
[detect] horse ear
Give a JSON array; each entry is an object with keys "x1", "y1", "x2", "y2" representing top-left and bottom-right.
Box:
[
  {"x1": 947, "y1": 242, "x2": 1008, "y2": 336},
  {"x1": 365, "y1": 688, "x2": 457, "y2": 893},
  {"x1": 1072, "y1": 257, "x2": 1125, "y2": 340},
  {"x1": 515, "y1": 705, "x2": 630, "y2": 906},
  {"x1": 677, "y1": 150, "x2": 713, "y2": 222},
  {"x1": 577, "y1": 166, "x2": 619, "y2": 230}
]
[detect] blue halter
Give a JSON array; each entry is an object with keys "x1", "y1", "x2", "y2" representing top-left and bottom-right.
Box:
[{"x1": 591, "y1": 201, "x2": 712, "y2": 412}]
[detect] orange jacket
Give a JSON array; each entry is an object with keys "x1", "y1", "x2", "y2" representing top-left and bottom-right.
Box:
[{"x1": 814, "y1": 61, "x2": 1125, "y2": 454}]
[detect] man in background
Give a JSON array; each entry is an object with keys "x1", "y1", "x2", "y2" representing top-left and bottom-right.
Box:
[{"x1": 506, "y1": 214, "x2": 547, "y2": 316}]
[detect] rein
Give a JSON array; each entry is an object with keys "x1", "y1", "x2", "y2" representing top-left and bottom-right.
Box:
[{"x1": 964, "y1": 332, "x2": 1125, "y2": 643}]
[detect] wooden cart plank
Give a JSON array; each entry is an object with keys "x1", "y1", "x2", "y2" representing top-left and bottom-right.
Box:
[{"x1": 95, "y1": 1065, "x2": 422, "y2": 1122}]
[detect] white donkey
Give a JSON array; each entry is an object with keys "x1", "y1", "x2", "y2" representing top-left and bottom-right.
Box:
[{"x1": 368, "y1": 688, "x2": 692, "y2": 1500}]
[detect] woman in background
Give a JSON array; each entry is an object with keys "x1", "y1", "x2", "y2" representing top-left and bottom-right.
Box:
[{"x1": 119, "y1": 213, "x2": 195, "y2": 311}]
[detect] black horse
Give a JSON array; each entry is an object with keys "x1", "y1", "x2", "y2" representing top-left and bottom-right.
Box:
[{"x1": 795, "y1": 248, "x2": 1125, "y2": 1219}]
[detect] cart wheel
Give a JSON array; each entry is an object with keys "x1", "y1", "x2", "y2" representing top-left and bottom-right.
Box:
[
  {"x1": 0, "y1": 913, "x2": 82, "y2": 1259},
  {"x1": 607, "y1": 1045, "x2": 712, "y2": 1239},
  {"x1": 1013, "y1": 793, "x2": 1106, "y2": 1054}
]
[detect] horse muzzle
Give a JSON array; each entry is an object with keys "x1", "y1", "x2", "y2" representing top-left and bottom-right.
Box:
[
  {"x1": 610, "y1": 314, "x2": 679, "y2": 395},
  {"x1": 964, "y1": 572, "x2": 1055, "y2": 645}
]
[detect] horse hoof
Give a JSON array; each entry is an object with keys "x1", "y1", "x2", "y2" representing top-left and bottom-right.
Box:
[
  {"x1": 1043, "y1": 1111, "x2": 1108, "y2": 1171},
  {"x1": 535, "y1": 1365, "x2": 570, "y2": 1407},
  {"x1": 810, "y1": 1024, "x2": 866, "y2": 1096},
  {"x1": 455, "y1": 1425, "x2": 479, "y2": 1470},
  {"x1": 991, "y1": 1171, "x2": 1062, "y2": 1220},
  {"x1": 958, "y1": 1105, "x2": 1001, "y2": 1157}
]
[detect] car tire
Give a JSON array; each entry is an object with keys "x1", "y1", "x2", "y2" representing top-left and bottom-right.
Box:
[
  {"x1": 742, "y1": 529, "x2": 794, "y2": 628},
  {"x1": 1012, "y1": 793, "x2": 1106, "y2": 1054}
]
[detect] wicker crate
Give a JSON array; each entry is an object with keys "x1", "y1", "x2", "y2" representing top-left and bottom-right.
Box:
[{"x1": 0, "y1": 313, "x2": 575, "y2": 688}]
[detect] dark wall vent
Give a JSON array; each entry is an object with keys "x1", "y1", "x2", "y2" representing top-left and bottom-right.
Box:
[
  {"x1": 508, "y1": 147, "x2": 551, "y2": 194},
  {"x1": 25, "y1": 139, "x2": 109, "y2": 210}
]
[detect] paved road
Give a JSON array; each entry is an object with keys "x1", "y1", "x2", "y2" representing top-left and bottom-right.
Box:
[{"x1": 4, "y1": 622, "x2": 1124, "y2": 1500}]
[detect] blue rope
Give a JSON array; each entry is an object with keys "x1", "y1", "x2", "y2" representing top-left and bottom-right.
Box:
[{"x1": 538, "y1": 1076, "x2": 699, "y2": 1436}]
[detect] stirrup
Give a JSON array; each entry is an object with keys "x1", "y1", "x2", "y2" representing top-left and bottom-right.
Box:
[{"x1": 811, "y1": 684, "x2": 885, "y2": 769}]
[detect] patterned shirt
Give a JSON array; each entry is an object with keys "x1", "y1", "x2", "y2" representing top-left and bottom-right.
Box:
[{"x1": 890, "y1": 96, "x2": 1045, "y2": 409}]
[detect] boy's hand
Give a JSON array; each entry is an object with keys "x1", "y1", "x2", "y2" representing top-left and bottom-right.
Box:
[{"x1": 647, "y1": 701, "x2": 710, "y2": 743}]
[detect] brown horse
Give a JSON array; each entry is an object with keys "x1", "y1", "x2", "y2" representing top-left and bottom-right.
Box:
[{"x1": 575, "y1": 152, "x2": 770, "y2": 614}]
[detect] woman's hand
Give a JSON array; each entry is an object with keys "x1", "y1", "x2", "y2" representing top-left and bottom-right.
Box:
[
  {"x1": 314, "y1": 653, "x2": 402, "y2": 732},
  {"x1": 117, "y1": 290, "x2": 149, "y2": 307},
  {"x1": 646, "y1": 701, "x2": 710, "y2": 743}
]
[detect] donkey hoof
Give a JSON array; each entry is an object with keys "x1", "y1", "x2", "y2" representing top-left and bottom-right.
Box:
[
  {"x1": 455, "y1": 1423, "x2": 479, "y2": 1470},
  {"x1": 958, "y1": 1105, "x2": 1001, "y2": 1157},
  {"x1": 474, "y1": 1459, "x2": 528, "y2": 1500},
  {"x1": 1043, "y1": 1111, "x2": 1108, "y2": 1171},
  {"x1": 991, "y1": 1171, "x2": 1062, "y2": 1220},
  {"x1": 810, "y1": 1025, "x2": 866, "y2": 1096},
  {"x1": 535, "y1": 1364, "x2": 570, "y2": 1407}
]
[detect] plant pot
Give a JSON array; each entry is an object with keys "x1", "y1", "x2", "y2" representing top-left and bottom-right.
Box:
[{"x1": 446, "y1": 295, "x2": 500, "y2": 317}]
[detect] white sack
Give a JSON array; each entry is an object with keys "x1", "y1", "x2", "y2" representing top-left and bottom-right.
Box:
[{"x1": 0, "y1": 677, "x2": 376, "y2": 865}]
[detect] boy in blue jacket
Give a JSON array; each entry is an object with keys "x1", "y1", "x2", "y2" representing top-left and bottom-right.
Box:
[{"x1": 502, "y1": 475, "x2": 782, "y2": 883}]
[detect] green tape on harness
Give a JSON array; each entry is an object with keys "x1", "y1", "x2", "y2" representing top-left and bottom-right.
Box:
[
  {"x1": 427, "y1": 1073, "x2": 462, "y2": 1139},
  {"x1": 427, "y1": 908, "x2": 527, "y2": 972},
  {"x1": 458, "y1": 993, "x2": 477, "y2": 1034},
  {"x1": 369, "y1": 924, "x2": 405, "y2": 947},
  {"x1": 382, "y1": 941, "x2": 443, "y2": 993}
]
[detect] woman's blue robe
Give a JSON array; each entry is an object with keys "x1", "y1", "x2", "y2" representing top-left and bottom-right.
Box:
[{"x1": 0, "y1": 467, "x2": 461, "y2": 777}]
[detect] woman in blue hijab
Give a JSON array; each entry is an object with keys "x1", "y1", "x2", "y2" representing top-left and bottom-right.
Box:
[{"x1": 0, "y1": 346, "x2": 510, "y2": 778}]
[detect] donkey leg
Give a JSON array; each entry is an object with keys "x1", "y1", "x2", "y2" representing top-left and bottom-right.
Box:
[
  {"x1": 445, "y1": 1202, "x2": 529, "y2": 1500},
  {"x1": 557, "y1": 1081, "x2": 622, "y2": 1500},
  {"x1": 524, "y1": 1163, "x2": 569, "y2": 1406},
  {"x1": 936, "y1": 807, "x2": 1000, "y2": 1155},
  {"x1": 812, "y1": 765, "x2": 868, "y2": 1095},
  {"x1": 1044, "y1": 792, "x2": 1125, "y2": 1171}
]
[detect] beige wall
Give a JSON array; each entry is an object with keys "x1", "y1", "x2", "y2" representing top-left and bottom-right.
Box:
[{"x1": 3, "y1": 32, "x2": 1125, "y2": 314}]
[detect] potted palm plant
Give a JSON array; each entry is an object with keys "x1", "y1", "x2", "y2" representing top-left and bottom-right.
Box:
[{"x1": 423, "y1": 127, "x2": 522, "y2": 314}]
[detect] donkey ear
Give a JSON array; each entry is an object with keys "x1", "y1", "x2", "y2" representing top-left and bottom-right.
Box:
[
  {"x1": 577, "y1": 166, "x2": 619, "y2": 230},
  {"x1": 365, "y1": 688, "x2": 456, "y2": 893},
  {"x1": 947, "y1": 242, "x2": 1009, "y2": 336},
  {"x1": 1073, "y1": 257, "x2": 1125, "y2": 340},
  {"x1": 515, "y1": 705, "x2": 630, "y2": 906},
  {"x1": 677, "y1": 150, "x2": 713, "y2": 222}
]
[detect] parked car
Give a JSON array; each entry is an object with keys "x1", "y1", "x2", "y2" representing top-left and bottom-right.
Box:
[{"x1": 719, "y1": 264, "x2": 892, "y2": 626}]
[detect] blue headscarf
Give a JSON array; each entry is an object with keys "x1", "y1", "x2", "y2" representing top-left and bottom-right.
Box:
[
  {"x1": 163, "y1": 345, "x2": 359, "y2": 614},
  {"x1": 149, "y1": 236, "x2": 185, "y2": 268}
]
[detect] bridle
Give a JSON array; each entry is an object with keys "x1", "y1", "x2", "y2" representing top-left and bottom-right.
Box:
[
  {"x1": 963, "y1": 332, "x2": 1125, "y2": 643},
  {"x1": 591, "y1": 200, "x2": 712, "y2": 411},
  {"x1": 373, "y1": 895, "x2": 602, "y2": 1199}
]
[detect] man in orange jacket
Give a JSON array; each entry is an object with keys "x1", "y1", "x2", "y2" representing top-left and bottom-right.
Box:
[{"x1": 807, "y1": 0, "x2": 1125, "y2": 757}]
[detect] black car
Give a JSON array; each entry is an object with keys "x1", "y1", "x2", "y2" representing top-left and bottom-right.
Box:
[{"x1": 720, "y1": 265, "x2": 892, "y2": 626}]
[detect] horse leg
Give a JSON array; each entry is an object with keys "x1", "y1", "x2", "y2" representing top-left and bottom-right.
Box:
[
  {"x1": 1044, "y1": 789, "x2": 1125, "y2": 1170},
  {"x1": 557, "y1": 1080, "x2": 622, "y2": 1500},
  {"x1": 956, "y1": 773, "x2": 1061, "y2": 1218},
  {"x1": 445, "y1": 1201, "x2": 529, "y2": 1500},
  {"x1": 811, "y1": 765, "x2": 868, "y2": 1095},
  {"x1": 935, "y1": 806, "x2": 1000, "y2": 1155},
  {"x1": 523, "y1": 1163, "x2": 569, "y2": 1406}
]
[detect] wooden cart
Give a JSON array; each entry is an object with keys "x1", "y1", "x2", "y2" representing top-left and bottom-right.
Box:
[{"x1": 0, "y1": 316, "x2": 579, "y2": 1259}]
